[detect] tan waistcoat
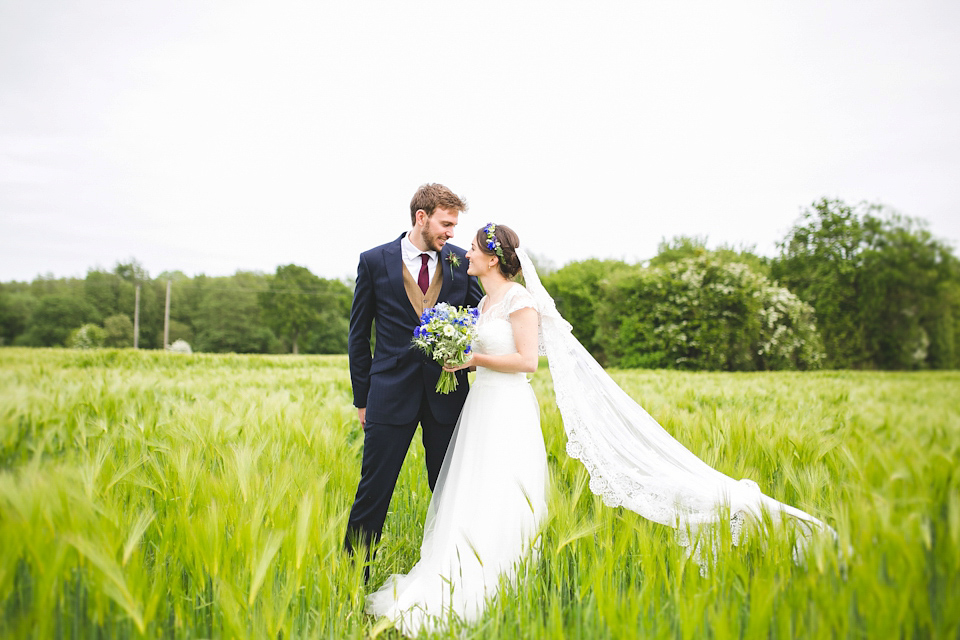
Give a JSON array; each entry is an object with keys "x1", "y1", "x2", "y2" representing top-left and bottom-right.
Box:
[{"x1": 401, "y1": 259, "x2": 444, "y2": 318}]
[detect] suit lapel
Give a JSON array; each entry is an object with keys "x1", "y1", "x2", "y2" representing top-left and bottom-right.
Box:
[
  {"x1": 385, "y1": 236, "x2": 421, "y2": 324},
  {"x1": 437, "y1": 245, "x2": 454, "y2": 303}
]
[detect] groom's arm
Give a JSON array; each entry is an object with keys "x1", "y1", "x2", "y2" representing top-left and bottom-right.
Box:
[{"x1": 348, "y1": 253, "x2": 375, "y2": 421}]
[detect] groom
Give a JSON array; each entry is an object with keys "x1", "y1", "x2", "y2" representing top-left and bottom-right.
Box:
[{"x1": 344, "y1": 183, "x2": 483, "y2": 566}]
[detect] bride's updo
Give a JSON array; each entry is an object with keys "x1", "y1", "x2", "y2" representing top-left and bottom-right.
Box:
[{"x1": 476, "y1": 223, "x2": 522, "y2": 279}]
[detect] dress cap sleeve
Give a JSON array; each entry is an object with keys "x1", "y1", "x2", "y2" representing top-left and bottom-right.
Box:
[{"x1": 504, "y1": 284, "x2": 538, "y2": 316}]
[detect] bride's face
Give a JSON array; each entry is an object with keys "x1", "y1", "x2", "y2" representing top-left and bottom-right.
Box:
[{"x1": 466, "y1": 239, "x2": 496, "y2": 277}]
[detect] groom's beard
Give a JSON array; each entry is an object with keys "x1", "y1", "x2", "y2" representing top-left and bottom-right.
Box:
[{"x1": 420, "y1": 227, "x2": 446, "y2": 252}]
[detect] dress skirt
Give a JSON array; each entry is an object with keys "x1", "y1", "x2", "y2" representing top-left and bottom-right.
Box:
[{"x1": 366, "y1": 368, "x2": 548, "y2": 636}]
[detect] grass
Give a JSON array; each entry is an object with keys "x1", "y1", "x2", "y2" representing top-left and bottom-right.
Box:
[{"x1": 0, "y1": 347, "x2": 958, "y2": 638}]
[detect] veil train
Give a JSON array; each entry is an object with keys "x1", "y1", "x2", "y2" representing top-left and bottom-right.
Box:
[{"x1": 515, "y1": 247, "x2": 834, "y2": 563}]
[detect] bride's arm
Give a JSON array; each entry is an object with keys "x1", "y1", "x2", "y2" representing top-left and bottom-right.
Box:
[{"x1": 445, "y1": 307, "x2": 539, "y2": 374}]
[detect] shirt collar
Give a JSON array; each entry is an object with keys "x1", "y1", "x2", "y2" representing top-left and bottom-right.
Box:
[{"x1": 401, "y1": 233, "x2": 438, "y2": 261}]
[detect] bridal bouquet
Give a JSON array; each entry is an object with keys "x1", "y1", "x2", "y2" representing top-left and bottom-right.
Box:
[{"x1": 412, "y1": 302, "x2": 480, "y2": 394}]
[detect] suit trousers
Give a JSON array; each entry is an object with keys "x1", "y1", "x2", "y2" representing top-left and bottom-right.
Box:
[{"x1": 343, "y1": 388, "x2": 456, "y2": 559}]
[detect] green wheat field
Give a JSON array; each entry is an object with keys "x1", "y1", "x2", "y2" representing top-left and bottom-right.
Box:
[{"x1": 1, "y1": 348, "x2": 958, "y2": 638}]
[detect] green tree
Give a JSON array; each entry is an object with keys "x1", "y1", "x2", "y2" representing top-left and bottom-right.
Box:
[
  {"x1": 25, "y1": 274, "x2": 81, "y2": 299},
  {"x1": 772, "y1": 199, "x2": 870, "y2": 368},
  {"x1": 0, "y1": 290, "x2": 38, "y2": 345},
  {"x1": 139, "y1": 276, "x2": 167, "y2": 349},
  {"x1": 113, "y1": 260, "x2": 150, "y2": 283},
  {"x1": 84, "y1": 262, "x2": 141, "y2": 321},
  {"x1": 303, "y1": 279, "x2": 353, "y2": 354},
  {"x1": 651, "y1": 235, "x2": 771, "y2": 276},
  {"x1": 158, "y1": 270, "x2": 202, "y2": 347},
  {"x1": 81, "y1": 260, "x2": 161, "y2": 346},
  {"x1": 929, "y1": 277, "x2": 960, "y2": 370},
  {"x1": 859, "y1": 213, "x2": 959, "y2": 368},
  {"x1": 648, "y1": 235, "x2": 711, "y2": 266},
  {"x1": 541, "y1": 259, "x2": 631, "y2": 363},
  {"x1": 193, "y1": 272, "x2": 279, "y2": 354},
  {"x1": 259, "y1": 265, "x2": 326, "y2": 354},
  {"x1": 103, "y1": 314, "x2": 134, "y2": 348},
  {"x1": 167, "y1": 320, "x2": 194, "y2": 346},
  {"x1": 772, "y1": 199, "x2": 958, "y2": 369},
  {"x1": 597, "y1": 255, "x2": 823, "y2": 371},
  {"x1": 21, "y1": 295, "x2": 99, "y2": 347},
  {"x1": 67, "y1": 323, "x2": 106, "y2": 349}
]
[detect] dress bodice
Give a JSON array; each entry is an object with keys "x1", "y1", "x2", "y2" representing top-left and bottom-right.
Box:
[{"x1": 473, "y1": 284, "x2": 537, "y2": 386}]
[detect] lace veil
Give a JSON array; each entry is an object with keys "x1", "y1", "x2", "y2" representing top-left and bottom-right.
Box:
[{"x1": 514, "y1": 247, "x2": 833, "y2": 551}]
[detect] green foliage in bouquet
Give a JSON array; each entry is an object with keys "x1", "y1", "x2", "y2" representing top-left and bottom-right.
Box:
[{"x1": 412, "y1": 303, "x2": 480, "y2": 393}]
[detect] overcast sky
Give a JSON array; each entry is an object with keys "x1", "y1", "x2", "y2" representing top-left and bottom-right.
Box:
[{"x1": 2, "y1": 1, "x2": 958, "y2": 282}]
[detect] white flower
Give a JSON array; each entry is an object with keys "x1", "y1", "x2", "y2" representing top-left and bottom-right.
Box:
[{"x1": 168, "y1": 339, "x2": 192, "y2": 354}]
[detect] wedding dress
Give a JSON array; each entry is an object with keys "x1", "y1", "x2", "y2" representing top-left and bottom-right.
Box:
[
  {"x1": 366, "y1": 284, "x2": 548, "y2": 636},
  {"x1": 367, "y1": 250, "x2": 834, "y2": 635}
]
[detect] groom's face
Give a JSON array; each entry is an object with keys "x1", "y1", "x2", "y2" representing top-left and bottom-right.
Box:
[{"x1": 419, "y1": 207, "x2": 459, "y2": 252}]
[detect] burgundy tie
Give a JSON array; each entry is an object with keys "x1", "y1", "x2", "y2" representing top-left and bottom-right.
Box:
[{"x1": 418, "y1": 253, "x2": 430, "y2": 294}]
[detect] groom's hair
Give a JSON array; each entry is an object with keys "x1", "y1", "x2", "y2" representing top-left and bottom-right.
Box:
[{"x1": 410, "y1": 183, "x2": 468, "y2": 224}]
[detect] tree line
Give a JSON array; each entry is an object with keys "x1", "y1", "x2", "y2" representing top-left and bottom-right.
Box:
[
  {"x1": 540, "y1": 198, "x2": 959, "y2": 370},
  {"x1": 1, "y1": 198, "x2": 957, "y2": 369},
  {"x1": 0, "y1": 263, "x2": 352, "y2": 355}
]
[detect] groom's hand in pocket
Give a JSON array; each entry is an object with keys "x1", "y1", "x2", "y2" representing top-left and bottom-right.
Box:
[{"x1": 357, "y1": 407, "x2": 366, "y2": 429}]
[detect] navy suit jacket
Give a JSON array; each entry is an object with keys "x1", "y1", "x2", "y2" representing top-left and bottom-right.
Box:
[{"x1": 348, "y1": 234, "x2": 484, "y2": 425}]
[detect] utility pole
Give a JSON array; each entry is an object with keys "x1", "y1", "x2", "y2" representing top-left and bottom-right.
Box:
[
  {"x1": 133, "y1": 284, "x2": 141, "y2": 349},
  {"x1": 163, "y1": 280, "x2": 171, "y2": 350}
]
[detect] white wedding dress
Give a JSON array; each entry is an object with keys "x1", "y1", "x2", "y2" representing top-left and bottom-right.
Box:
[
  {"x1": 367, "y1": 249, "x2": 835, "y2": 635},
  {"x1": 366, "y1": 284, "x2": 547, "y2": 636}
]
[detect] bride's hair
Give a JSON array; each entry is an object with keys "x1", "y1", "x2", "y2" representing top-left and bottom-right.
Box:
[{"x1": 475, "y1": 224, "x2": 522, "y2": 279}]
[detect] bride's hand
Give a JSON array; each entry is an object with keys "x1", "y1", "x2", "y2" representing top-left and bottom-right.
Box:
[{"x1": 443, "y1": 356, "x2": 476, "y2": 372}]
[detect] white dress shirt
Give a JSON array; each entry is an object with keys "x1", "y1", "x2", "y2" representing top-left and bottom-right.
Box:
[{"x1": 401, "y1": 233, "x2": 438, "y2": 287}]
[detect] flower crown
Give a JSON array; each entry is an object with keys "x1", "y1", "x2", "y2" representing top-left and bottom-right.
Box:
[{"x1": 483, "y1": 223, "x2": 505, "y2": 262}]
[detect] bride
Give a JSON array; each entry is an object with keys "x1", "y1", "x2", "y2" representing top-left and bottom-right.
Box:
[
  {"x1": 366, "y1": 223, "x2": 833, "y2": 636},
  {"x1": 366, "y1": 223, "x2": 546, "y2": 635}
]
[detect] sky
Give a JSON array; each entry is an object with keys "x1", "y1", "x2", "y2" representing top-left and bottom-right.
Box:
[{"x1": 2, "y1": 1, "x2": 959, "y2": 283}]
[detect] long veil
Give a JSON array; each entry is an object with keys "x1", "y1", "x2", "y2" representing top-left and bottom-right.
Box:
[{"x1": 515, "y1": 247, "x2": 834, "y2": 556}]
